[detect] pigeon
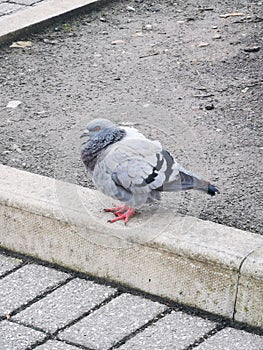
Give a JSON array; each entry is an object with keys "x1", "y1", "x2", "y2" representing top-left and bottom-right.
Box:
[{"x1": 81, "y1": 118, "x2": 219, "y2": 224}]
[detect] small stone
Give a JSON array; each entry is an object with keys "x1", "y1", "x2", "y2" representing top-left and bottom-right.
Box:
[
  {"x1": 6, "y1": 100, "x2": 21, "y2": 108},
  {"x1": 205, "y1": 103, "x2": 215, "y2": 110},
  {"x1": 198, "y1": 42, "x2": 209, "y2": 47},
  {"x1": 212, "y1": 26, "x2": 218, "y2": 29},
  {"x1": 11, "y1": 144, "x2": 23, "y2": 153},
  {"x1": 100, "y1": 17, "x2": 106, "y2": 22},
  {"x1": 132, "y1": 32, "x2": 144, "y2": 37},
  {"x1": 212, "y1": 34, "x2": 221, "y2": 40},
  {"x1": 43, "y1": 39, "x2": 58, "y2": 45},
  {"x1": 243, "y1": 46, "x2": 260, "y2": 52},
  {"x1": 126, "y1": 5, "x2": 136, "y2": 12},
  {"x1": 144, "y1": 24, "x2": 153, "y2": 31},
  {"x1": 241, "y1": 87, "x2": 249, "y2": 93},
  {"x1": 111, "y1": 40, "x2": 125, "y2": 45}
]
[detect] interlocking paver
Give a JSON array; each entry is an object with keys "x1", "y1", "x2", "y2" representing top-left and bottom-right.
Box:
[
  {"x1": 0, "y1": 253, "x2": 22, "y2": 276},
  {"x1": 195, "y1": 327, "x2": 263, "y2": 350},
  {"x1": 35, "y1": 340, "x2": 80, "y2": 350},
  {"x1": 0, "y1": 264, "x2": 69, "y2": 316},
  {"x1": 14, "y1": 278, "x2": 116, "y2": 333},
  {"x1": 58, "y1": 293, "x2": 167, "y2": 349},
  {"x1": 0, "y1": 320, "x2": 46, "y2": 350},
  {"x1": 12, "y1": 0, "x2": 43, "y2": 5},
  {"x1": 0, "y1": 2, "x2": 25, "y2": 16},
  {"x1": 118, "y1": 310, "x2": 217, "y2": 350}
]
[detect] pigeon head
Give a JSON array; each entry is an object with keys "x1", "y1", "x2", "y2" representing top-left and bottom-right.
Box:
[
  {"x1": 81, "y1": 119, "x2": 126, "y2": 173},
  {"x1": 81, "y1": 119, "x2": 115, "y2": 139}
]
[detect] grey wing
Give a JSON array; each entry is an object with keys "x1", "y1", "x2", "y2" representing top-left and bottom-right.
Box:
[
  {"x1": 160, "y1": 150, "x2": 210, "y2": 193},
  {"x1": 94, "y1": 138, "x2": 169, "y2": 206}
]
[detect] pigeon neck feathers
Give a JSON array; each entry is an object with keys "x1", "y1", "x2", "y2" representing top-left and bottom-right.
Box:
[{"x1": 81, "y1": 126, "x2": 126, "y2": 172}]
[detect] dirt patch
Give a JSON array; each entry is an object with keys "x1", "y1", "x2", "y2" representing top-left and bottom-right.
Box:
[{"x1": 0, "y1": 0, "x2": 262, "y2": 233}]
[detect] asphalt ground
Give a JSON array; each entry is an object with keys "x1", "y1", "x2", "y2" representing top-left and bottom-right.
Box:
[{"x1": 0, "y1": 0, "x2": 262, "y2": 234}]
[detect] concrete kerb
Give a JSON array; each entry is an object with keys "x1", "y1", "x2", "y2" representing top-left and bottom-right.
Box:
[
  {"x1": 0, "y1": 0, "x2": 101, "y2": 45},
  {"x1": 0, "y1": 164, "x2": 262, "y2": 329}
]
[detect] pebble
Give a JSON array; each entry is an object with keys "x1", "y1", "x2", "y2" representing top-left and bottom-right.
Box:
[
  {"x1": 111, "y1": 40, "x2": 125, "y2": 45},
  {"x1": 6, "y1": 100, "x2": 22, "y2": 108},
  {"x1": 243, "y1": 46, "x2": 260, "y2": 52},
  {"x1": 11, "y1": 144, "x2": 23, "y2": 153},
  {"x1": 43, "y1": 39, "x2": 59, "y2": 45},
  {"x1": 126, "y1": 6, "x2": 136, "y2": 12},
  {"x1": 198, "y1": 41, "x2": 209, "y2": 47},
  {"x1": 132, "y1": 32, "x2": 144, "y2": 37},
  {"x1": 143, "y1": 24, "x2": 153, "y2": 31},
  {"x1": 205, "y1": 103, "x2": 215, "y2": 110},
  {"x1": 241, "y1": 87, "x2": 249, "y2": 93},
  {"x1": 212, "y1": 34, "x2": 221, "y2": 40}
]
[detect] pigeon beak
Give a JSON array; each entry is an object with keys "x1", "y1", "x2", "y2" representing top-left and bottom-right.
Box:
[{"x1": 80, "y1": 129, "x2": 90, "y2": 138}]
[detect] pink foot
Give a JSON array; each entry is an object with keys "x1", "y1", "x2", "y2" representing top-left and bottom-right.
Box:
[
  {"x1": 104, "y1": 205, "x2": 129, "y2": 216},
  {"x1": 106, "y1": 207, "x2": 136, "y2": 224}
]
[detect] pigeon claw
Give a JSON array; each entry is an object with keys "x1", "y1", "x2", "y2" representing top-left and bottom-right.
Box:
[
  {"x1": 107, "y1": 207, "x2": 135, "y2": 224},
  {"x1": 104, "y1": 205, "x2": 129, "y2": 213}
]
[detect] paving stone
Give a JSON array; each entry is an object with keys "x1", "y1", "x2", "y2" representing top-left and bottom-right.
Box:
[
  {"x1": 12, "y1": 0, "x2": 44, "y2": 6},
  {"x1": 35, "y1": 340, "x2": 80, "y2": 350},
  {"x1": 0, "y1": 264, "x2": 69, "y2": 316},
  {"x1": 0, "y1": 253, "x2": 22, "y2": 276},
  {"x1": 59, "y1": 293, "x2": 167, "y2": 349},
  {"x1": 14, "y1": 278, "x2": 116, "y2": 333},
  {"x1": 0, "y1": 320, "x2": 46, "y2": 350},
  {"x1": 0, "y1": 2, "x2": 25, "y2": 16},
  {"x1": 196, "y1": 327, "x2": 263, "y2": 350},
  {"x1": 119, "y1": 310, "x2": 217, "y2": 350}
]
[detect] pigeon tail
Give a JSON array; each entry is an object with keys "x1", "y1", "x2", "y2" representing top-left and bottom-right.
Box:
[
  {"x1": 159, "y1": 170, "x2": 220, "y2": 197},
  {"x1": 207, "y1": 183, "x2": 220, "y2": 196}
]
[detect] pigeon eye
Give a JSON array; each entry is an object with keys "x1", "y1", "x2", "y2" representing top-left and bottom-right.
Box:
[{"x1": 94, "y1": 126, "x2": 101, "y2": 132}]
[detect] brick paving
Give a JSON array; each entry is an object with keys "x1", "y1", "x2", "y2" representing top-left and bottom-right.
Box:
[
  {"x1": 0, "y1": 0, "x2": 45, "y2": 17},
  {"x1": 0, "y1": 251, "x2": 262, "y2": 350}
]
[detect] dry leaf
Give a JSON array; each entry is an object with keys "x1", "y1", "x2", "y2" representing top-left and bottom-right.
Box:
[
  {"x1": 10, "y1": 41, "x2": 32, "y2": 48},
  {"x1": 219, "y1": 12, "x2": 245, "y2": 18}
]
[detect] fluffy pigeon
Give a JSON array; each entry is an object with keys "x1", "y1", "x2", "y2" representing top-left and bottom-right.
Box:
[{"x1": 81, "y1": 119, "x2": 219, "y2": 224}]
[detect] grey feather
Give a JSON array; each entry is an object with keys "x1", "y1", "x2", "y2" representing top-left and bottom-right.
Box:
[{"x1": 81, "y1": 119, "x2": 219, "y2": 208}]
